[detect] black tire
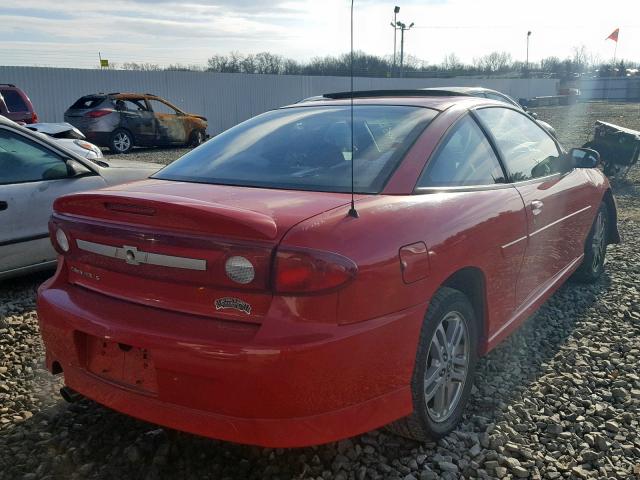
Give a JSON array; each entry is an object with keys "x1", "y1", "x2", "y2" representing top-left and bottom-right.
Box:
[
  {"x1": 109, "y1": 129, "x2": 134, "y2": 154},
  {"x1": 572, "y1": 202, "x2": 609, "y2": 283},
  {"x1": 188, "y1": 129, "x2": 205, "y2": 147},
  {"x1": 387, "y1": 287, "x2": 478, "y2": 441}
]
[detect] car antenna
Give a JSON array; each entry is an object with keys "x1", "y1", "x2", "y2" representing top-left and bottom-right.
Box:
[{"x1": 347, "y1": 0, "x2": 359, "y2": 218}]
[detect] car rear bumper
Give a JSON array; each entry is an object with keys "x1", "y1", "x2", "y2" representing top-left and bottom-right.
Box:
[{"x1": 37, "y1": 274, "x2": 425, "y2": 447}]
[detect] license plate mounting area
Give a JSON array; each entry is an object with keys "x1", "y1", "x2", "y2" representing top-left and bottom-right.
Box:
[{"x1": 85, "y1": 335, "x2": 158, "y2": 394}]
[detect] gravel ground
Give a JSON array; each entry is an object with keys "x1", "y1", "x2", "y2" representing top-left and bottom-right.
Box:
[
  {"x1": 533, "y1": 101, "x2": 640, "y2": 148},
  {"x1": 104, "y1": 146, "x2": 191, "y2": 166},
  {"x1": 1, "y1": 104, "x2": 640, "y2": 480}
]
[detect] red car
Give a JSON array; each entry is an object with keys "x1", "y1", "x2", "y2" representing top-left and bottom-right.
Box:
[
  {"x1": 38, "y1": 91, "x2": 619, "y2": 448},
  {"x1": 0, "y1": 83, "x2": 38, "y2": 124}
]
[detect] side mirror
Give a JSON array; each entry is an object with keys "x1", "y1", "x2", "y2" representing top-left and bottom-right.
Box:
[
  {"x1": 570, "y1": 148, "x2": 600, "y2": 168},
  {"x1": 66, "y1": 159, "x2": 92, "y2": 176}
]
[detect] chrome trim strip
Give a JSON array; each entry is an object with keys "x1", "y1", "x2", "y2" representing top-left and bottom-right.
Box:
[
  {"x1": 501, "y1": 235, "x2": 528, "y2": 249},
  {"x1": 415, "y1": 183, "x2": 515, "y2": 194},
  {"x1": 76, "y1": 239, "x2": 207, "y2": 271},
  {"x1": 529, "y1": 205, "x2": 591, "y2": 237},
  {"x1": 509, "y1": 172, "x2": 562, "y2": 186}
]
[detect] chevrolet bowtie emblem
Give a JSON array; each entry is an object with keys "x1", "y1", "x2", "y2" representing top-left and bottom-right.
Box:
[{"x1": 123, "y1": 245, "x2": 141, "y2": 265}]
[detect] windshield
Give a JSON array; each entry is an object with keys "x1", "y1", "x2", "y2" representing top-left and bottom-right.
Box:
[{"x1": 154, "y1": 105, "x2": 436, "y2": 193}]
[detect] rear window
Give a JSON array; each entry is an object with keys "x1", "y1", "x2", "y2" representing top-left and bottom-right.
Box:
[
  {"x1": 69, "y1": 96, "x2": 105, "y2": 109},
  {"x1": 1, "y1": 90, "x2": 28, "y2": 112},
  {"x1": 154, "y1": 105, "x2": 436, "y2": 193}
]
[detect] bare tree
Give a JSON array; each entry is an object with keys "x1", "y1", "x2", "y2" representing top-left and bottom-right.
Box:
[
  {"x1": 120, "y1": 62, "x2": 161, "y2": 71},
  {"x1": 540, "y1": 56, "x2": 562, "y2": 74},
  {"x1": 201, "y1": 47, "x2": 635, "y2": 79},
  {"x1": 474, "y1": 51, "x2": 512, "y2": 73},
  {"x1": 572, "y1": 45, "x2": 589, "y2": 73},
  {"x1": 442, "y1": 53, "x2": 463, "y2": 71},
  {"x1": 255, "y1": 52, "x2": 283, "y2": 74},
  {"x1": 240, "y1": 54, "x2": 256, "y2": 73},
  {"x1": 206, "y1": 54, "x2": 231, "y2": 72}
]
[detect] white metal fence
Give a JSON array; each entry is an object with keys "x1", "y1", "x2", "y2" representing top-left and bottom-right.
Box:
[
  {"x1": 579, "y1": 77, "x2": 640, "y2": 101},
  {"x1": 1, "y1": 66, "x2": 558, "y2": 135}
]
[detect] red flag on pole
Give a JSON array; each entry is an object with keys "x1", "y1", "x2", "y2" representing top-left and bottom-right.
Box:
[{"x1": 606, "y1": 28, "x2": 619, "y2": 42}]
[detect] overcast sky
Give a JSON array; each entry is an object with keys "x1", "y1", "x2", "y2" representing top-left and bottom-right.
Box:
[{"x1": 0, "y1": 0, "x2": 637, "y2": 69}]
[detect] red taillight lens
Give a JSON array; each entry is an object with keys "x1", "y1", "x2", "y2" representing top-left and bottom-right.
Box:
[
  {"x1": 30, "y1": 112, "x2": 38, "y2": 123},
  {"x1": 86, "y1": 109, "x2": 112, "y2": 118},
  {"x1": 274, "y1": 247, "x2": 357, "y2": 294}
]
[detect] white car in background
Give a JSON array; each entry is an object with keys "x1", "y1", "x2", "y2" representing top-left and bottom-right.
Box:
[
  {"x1": 24, "y1": 122, "x2": 104, "y2": 160},
  {"x1": 0, "y1": 116, "x2": 164, "y2": 280}
]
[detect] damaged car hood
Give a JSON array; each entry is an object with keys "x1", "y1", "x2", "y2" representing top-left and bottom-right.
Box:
[{"x1": 27, "y1": 122, "x2": 85, "y2": 138}]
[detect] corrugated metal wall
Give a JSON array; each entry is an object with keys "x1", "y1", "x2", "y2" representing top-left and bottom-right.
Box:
[
  {"x1": 579, "y1": 77, "x2": 640, "y2": 101},
  {"x1": 0, "y1": 66, "x2": 558, "y2": 135}
]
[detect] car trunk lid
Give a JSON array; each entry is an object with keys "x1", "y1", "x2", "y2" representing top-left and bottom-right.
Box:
[{"x1": 52, "y1": 180, "x2": 353, "y2": 323}]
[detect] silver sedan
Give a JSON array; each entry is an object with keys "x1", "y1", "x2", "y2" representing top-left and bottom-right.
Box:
[{"x1": 0, "y1": 116, "x2": 163, "y2": 280}]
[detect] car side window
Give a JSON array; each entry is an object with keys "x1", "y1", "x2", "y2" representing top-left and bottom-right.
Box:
[
  {"x1": 115, "y1": 99, "x2": 148, "y2": 112},
  {"x1": 147, "y1": 99, "x2": 177, "y2": 115},
  {"x1": 476, "y1": 107, "x2": 568, "y2": 181},
  {"x1": 484, "y1": 92, "x2": 513, "y2": 106},
  {"x1": 0, "y1": 128, "x2": 69, "y2": 185},
  {"x1": 418, "y1": 115, "x2": 505, "y2": 187}
]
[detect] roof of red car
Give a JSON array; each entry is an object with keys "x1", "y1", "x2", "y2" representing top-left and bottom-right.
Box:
[{"x1": 288, "y1": 94, "x2": 493, "y2": 112}]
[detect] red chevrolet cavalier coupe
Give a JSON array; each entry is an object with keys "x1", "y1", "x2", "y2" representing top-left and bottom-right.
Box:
[{"x1": 38, "y1": 91, "x2": 619, "y2": 447}]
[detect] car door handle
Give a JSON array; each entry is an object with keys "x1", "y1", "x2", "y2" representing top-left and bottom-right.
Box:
[
  {"x1": 530, "y1": 200, "x2": 544, "y2": 215},
  {"x1": 0, "y1": 201, "x2": 7, "y2": 211}
]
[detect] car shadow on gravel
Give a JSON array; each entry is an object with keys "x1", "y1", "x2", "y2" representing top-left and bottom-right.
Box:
[
  {"x1": 466, "y1": 274, "x2": 612, "y2": 426},
  {"x1": 0, "y1": 273, "x2": 615, "y2": 480},
  {"x1": 0, "y1": 270, "x2": 53, "y2": 292}
]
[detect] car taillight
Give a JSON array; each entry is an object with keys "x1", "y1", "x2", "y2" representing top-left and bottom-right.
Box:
[
  {"x1": 49, "y1": 220, "x2": 70, "y2": 254},
  {"x1": 30, "y1": 112, "x2": 38, "y2": 123},
  {"x1": 274, "y1": 247, "x2": 357, "y2": 294},
  {"x1": 86, "y1": 109, "x2": 112, "y2": 118}
]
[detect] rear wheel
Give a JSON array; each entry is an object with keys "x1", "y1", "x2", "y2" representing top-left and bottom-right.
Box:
[
  {"x1": 109, "y1": 129, "x2": 134, "y2": 154},
  {"x1": 573, "y1": 202, "x2": 609, "y2": 283},
  {"x1": 387, "y1": 287, "x2": 478, "y2": 441}
]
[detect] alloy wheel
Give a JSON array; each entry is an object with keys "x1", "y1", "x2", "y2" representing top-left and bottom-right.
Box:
[
  {"x1": 424, "y1": 311, "x2": 470, "y2": 422},
  {"x1": 114, "y1": 132, "x2": 131, "y2": 152}
]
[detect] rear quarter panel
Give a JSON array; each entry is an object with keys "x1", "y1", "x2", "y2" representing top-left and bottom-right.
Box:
[{"x1": 280, "y1": 187, "x2": 528, "y2": 346}]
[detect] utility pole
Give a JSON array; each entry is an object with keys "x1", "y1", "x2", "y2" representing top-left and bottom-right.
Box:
[
  {"x1": 526, "y1": 31, "x2": 532, "y2": 76},
  {"x1": 396, "y1": 21, "x2": 414, "y2": 78},
  {"x1": 392, "y1": 6, "x2": 400, "y2": 76}
]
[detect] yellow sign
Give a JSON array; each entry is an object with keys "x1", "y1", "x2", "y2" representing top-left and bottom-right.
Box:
[{"x1": 100, "y1": 59, "x2": 109, "y2": 68}]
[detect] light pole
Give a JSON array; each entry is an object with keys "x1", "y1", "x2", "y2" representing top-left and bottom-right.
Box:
[
  {"x1": 526, "y1": 30, "x2": 532, "y2": 76},
  {"x1": 396, "y1": 21, "x2": 414, "y2": 78},
  {"x1": 392, "y1": 6, "x2": 400, "y2": 76}
]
